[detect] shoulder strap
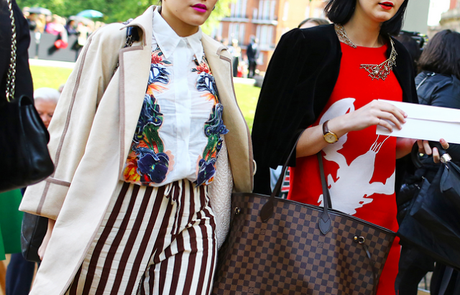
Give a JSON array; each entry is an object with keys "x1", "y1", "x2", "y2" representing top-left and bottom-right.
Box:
[
  {"x1": 114, "y1": 21, "x2": 141, "y2": 72},
  {"x1": 5, "y1": 0, "x2": 17, "y2": 102}
]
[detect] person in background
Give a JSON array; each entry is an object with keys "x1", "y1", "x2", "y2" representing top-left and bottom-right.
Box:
[
  {"x1": 228, "y1": 38, "x2": 241, "y2": 78},
  {"x1": 251, "y1": 0, "x2": 445, "y2": 293},
  {"x1": 396, "y1": 29, "x2": 460, "y2": 295},
  {"x1": 298, "y1": 17, "x2": 329, "y2": 29},
  {"x1": 5, "y1": 87, "x2": 60, "y2": 295},
  {"x1": 20, "y1": 0, "x2": 253, "y2": 294},
  {"x1": 33, "y1": 87, "x2": 60, "y2": 128},
  {"x1": 65, "y1": 19, "x2": 78, "y2": 36},
  {"x1": 246, "y1": 35, "x2": 259, "y2": 78},
  {"x1": 394, "y1": 31, "x2": 422, "y2": 75}
]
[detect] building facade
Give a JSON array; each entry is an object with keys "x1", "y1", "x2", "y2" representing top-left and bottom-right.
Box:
[
  {"x1": 218, "y1": 0, "x2": 327, "y2": 74},
  {"x1": 439, "y1": 0, "x2": 460, "y2": 32}
]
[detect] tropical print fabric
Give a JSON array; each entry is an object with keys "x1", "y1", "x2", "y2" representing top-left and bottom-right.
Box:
[
  {"x1": 123, "y1": 45, "x2": 228, "y2": 186},
  {"x1": 192, "y1": 57, "x2": 229, "y2": 185}
]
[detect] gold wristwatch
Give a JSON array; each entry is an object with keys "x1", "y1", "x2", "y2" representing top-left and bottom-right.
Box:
[{"x1": 322, "y1": 120, "x2": 338, "y2": 144}]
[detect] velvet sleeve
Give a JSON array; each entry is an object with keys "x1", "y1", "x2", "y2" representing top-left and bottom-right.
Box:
[{"x1": 252, "y1": 27, "x2": 341, "y2": 194}]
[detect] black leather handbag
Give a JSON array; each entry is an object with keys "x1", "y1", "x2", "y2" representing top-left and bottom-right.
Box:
[
  {"x1": 398, "y1": 148, "x2": 460, "y2": 271},
  {"x1": 0, "y1": 0, "x2": 54, "y2": 193},
  {"x1": 21, "y1": 212, "x2": 48, "y2": 262}
]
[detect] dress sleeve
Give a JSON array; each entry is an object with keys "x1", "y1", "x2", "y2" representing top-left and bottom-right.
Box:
[
  {"x1": 20, "y1": 24, "x2": 126, "y2": 219},
  {"x1": 252, "y1": 29, "x2": 314, "y2": 194}
]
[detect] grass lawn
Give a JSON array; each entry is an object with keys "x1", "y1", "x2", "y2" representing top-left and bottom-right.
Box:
[
  {"x1": 30, "y1": 64, "x2": 260, "y2": 131},
  {"x1": 30, "y1": 65, "x2": 73, "y2": 90}
]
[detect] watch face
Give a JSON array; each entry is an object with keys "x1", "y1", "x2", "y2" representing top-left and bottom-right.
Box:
[{"x1": 324, "y1": 133, "x2": 338, "y2": 143}]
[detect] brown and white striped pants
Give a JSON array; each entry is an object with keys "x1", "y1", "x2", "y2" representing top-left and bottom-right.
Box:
[{"x1": 66, "y1": 180, "x2": 217, "y2": 295}]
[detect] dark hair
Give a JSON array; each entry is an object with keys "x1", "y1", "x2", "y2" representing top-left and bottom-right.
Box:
[
  {"x1": 325, "y1": 0, "x2": 409, "y2": 36},
  {"x1": 297, "y1": 17, "x2": 330, "y2": 28},
  {"x1": 418, "y1": 30, "x2": 460, "y2": 80}
]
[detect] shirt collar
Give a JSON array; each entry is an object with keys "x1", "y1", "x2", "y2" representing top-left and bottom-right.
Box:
[{"x1": 152, "y1": 9, "x2": 203, "y2": 61}]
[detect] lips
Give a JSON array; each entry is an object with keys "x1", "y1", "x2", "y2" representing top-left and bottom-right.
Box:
[
  {"x1": 379, "y1": 2, "x2": 394, "y2": 10},
  {"x1": 192, "y1": 3, "x2": 208, "y2": 13}
]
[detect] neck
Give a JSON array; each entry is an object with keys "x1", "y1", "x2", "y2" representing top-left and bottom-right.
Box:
[
  {"x1": 343, "y1": 13, "x2": 383, "y2": 47},
  {"x1": 159, "y1": 9, "x2": 199, "y2": 37}
]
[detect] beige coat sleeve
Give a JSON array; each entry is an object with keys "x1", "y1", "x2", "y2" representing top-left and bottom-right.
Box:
[{"x1": 20, "y1": 24, "x2": 126, "y2": 219}]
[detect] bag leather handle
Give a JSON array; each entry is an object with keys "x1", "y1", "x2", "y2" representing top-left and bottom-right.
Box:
[{"x1": 259, "y1": 135, "x2": 332, "y2": 235}]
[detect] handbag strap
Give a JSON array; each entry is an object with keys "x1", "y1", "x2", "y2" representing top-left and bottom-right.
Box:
[
  {"x1": 318, "y1": 152, "x2": 379, "y2": 294},
  {"x1": 259, "y1": 135, "x2": 332, "y2": 235},
  {"x1": 5, "y1": 0, "x2": 17, "y2": 102},
  {"x1": 259, "y1": 138, "x2": 380, "y2": 294}
]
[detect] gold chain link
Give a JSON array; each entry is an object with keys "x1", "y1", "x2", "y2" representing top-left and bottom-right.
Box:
[{"x1": 6, "y1": 0, "x2": 17, "y2": 102}]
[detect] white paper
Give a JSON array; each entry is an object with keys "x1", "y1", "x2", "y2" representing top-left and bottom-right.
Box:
[{"x1": 375, "y1": 100, "x2": 460, "y2": 144}]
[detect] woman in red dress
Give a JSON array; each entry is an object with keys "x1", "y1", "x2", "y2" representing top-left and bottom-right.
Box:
[{"x1": 251, "y1": 0, "x2": 441, "y2": 294}]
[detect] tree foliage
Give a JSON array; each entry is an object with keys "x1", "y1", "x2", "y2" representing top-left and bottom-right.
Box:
[{"x1": 16, "y1": 0, "x2": 230, "y2": 35}]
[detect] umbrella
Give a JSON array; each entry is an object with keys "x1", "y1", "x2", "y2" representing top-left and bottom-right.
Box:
[
  {"x1": 27, "y1": 7, "x2": 52, "y2": 16},
  {"x1": 69, "y1": 15, "x2": 91, "y2": 25},
  {"x1": 76, "y1": 9, "x2": 104, "y2": 18}
]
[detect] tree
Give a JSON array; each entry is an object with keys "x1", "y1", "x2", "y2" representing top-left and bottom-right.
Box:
[{"x1": 16, "y1": 0, "x2": 231, "y2": 35}]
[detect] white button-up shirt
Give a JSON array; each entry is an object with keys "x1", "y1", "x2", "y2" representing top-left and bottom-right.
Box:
[{"x1": 123, "y1": 9, "x2": 228, "y2": 187}]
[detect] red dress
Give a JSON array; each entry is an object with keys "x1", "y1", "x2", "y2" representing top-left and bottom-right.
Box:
[{"x1": 288, "y1": 42, "x2": 402, "y2": 295}]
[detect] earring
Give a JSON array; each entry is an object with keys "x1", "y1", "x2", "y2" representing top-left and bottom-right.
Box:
[{"x1": 213, "y1": 6, "x2": 216, "y2": 11}]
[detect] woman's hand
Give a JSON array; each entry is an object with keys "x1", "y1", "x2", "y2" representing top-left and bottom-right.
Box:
[
  {"x1": 417, "y1": 139, "x2": 450, "y2": 163},
  {"x1": 341, "y1": 100, "x2": 407, "y2": 133},
  {"x1": 38, "y1": 219, "x2": 56, "y2": 260},
  {"x1": 297, "y1": 100, "x2": 407, "y2": 158}
]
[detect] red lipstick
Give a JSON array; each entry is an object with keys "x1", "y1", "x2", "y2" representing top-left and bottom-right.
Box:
[
  {"x1": 379, "y1": 2, "x2": 394, "y2": 10},
  {"x1": 192, "y1": 3, "x2": 207, "y2": 13}
]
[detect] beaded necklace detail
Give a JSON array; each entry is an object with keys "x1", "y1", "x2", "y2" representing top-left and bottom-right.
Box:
[{"x1": 334, "y1": 24, "x2": 397, "y2": 81}]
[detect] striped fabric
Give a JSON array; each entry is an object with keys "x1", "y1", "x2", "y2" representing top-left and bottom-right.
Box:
[{"x1": 66, "y1": 180, "x2": 217, "y2": 295}]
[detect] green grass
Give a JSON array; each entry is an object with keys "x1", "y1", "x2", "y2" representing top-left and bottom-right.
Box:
[
  {"x1": 29, "y1": 65, "x2": 260, "y2": 131},
  {"x1": 30, "y1": 65, "x2": 73, "y2": 90},
  {"x1": 233, "y1": 83, "x2": 260, "y2": 132}
]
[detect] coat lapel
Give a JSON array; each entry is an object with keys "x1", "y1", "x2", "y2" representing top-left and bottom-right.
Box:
[
  {"x1": 202, "y1": 34, "x2": 254, "y2": 192},
  {"x1": 117, "y1": 7, "x2": 154, "y2": 175}
]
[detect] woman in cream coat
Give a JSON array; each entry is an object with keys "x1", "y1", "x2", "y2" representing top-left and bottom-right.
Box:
[{"x1": 20, "y1": 3, "x2": 253, "y2": 295}]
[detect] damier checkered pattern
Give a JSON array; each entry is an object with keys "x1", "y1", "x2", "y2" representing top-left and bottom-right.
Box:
[{"x1": 212, "y1": 193, "x2": 395, "y2": 295}]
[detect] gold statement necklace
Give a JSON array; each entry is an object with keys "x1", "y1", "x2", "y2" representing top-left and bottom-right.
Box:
[{"x1": 334, "y1": 24, "x2": 397, "y2": 81}]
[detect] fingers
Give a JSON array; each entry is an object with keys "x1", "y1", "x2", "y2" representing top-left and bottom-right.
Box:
[
  {"x1": 433, "y1": 147, "x2": 441, "y2": 163},
  {"x1": 440, "y1": 138, "x2": 450, "y2": 150},
  {"x1": 371, "y1": 101, "x2": 406, "y2": 132},
  {"x1": 418, "y1": 140, "x2": 432, "y2": 155}
]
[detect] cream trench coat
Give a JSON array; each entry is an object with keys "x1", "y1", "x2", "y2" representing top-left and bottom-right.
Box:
[{"x1": 20, "y1": 6, "x2": 253, "y2": 295}]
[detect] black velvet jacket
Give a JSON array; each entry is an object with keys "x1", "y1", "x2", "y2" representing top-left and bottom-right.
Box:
[{"x1": 252, "y1": 24, "x2": 418, "y2": 195}]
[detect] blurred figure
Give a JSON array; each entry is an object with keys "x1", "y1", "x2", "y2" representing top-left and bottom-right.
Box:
[
  {"x1": 33, "y1": 88, "x2": 60, "y2": 128},
  {"x1": 394, "y1": 31, "x2": 422, "y2": 74},
  {"x1": 76, "y1": 21, "x2": 90, "y2": 47},
  {"x1": 298, "y1": 17, "x2": 330, "y2": 29},
  {"x1": 45, "y1": 15, "x2": 65, "y2": 36},
  {"x1": 246, "y1": 36, "x2": 259, "y2": 78},
  {"x1": 228, "y1": 39, "x2": 241, "y2": 77},
  {"x1": 65, "y1": 19, "x2": 77, "y2": 35},
  {"x1": 396, "y1": 29, "x2": 460, "y2": 295}
]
